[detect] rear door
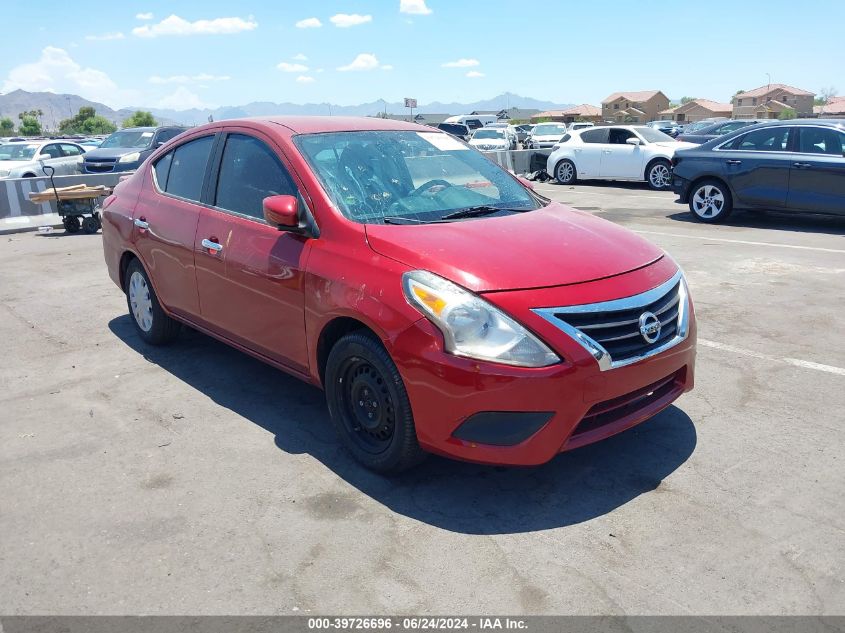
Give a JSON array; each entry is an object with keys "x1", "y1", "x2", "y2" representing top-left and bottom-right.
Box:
[
  {"x1": 572, "y1": 127, "x2": 607, "y2": 178},
  {"x1": 599, "y1": 128, "x2": 645, "y2": 178},
  {"x1": 786, "y1": 126, "x2": 845, "y2": 216},
  {"x1": 132, "y1": 133, "x2": 217, "y2": 319},
  {"x1": 59, "y1": 143, "x2": 85, "y2": 175},
  {"x1": 38, "y1": 143, "x2": 66, "y2": 175},
  {"x1": 193, "y1": 128, "x2": 312, "y2": 373},
  {"x1": 717, "y1": 126, "x2": 792, "y2": 208}
]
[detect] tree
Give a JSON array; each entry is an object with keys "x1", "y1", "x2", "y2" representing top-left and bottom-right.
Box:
[
  {"x1": 18, "y1": 116, "x2": 42, "y2": 136},
  {"x1": 122, "y1": 110, "x2": 157, "y2": 128},
  {"x1": 815, "y1": 86, "x2": 837, "y2": 106},
  {"x1": 59, "y1": 106, "x2": 117, "y2": 135},
  {"x1": 680, "y1": 96, "x2": 695, "y2": 104},
  {"x1": 0, "y1": 117, "x2": 14, "y2": 135},
  {"x1": 778, "y1": 107, "x2": 797, "y2": 120}
]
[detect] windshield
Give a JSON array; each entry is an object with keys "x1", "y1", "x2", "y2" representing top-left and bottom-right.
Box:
[
  {"x1": 99, "y1": 130, "x2": 155, "y2": 149},
  {"x1": 472, "y1": 129, "x2": 505, "y2": 139},
  {"x1": 0, "y1": 144, "x2": 39, "y2": 161},
  {"x1": 682, "y1": 121, "x2": 712, "y2": 133},
  {"x1": 532, "y1": 124, "x2": 567, "y2": 136},
  {"x1": 635, "y1": 127, "x2": 676, "y2": 143},
  {"x1": 294, "y1": 130, "x2": 540, "y2": 225}
]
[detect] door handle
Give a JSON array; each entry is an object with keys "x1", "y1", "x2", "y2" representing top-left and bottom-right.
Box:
[
  {"x1": 201, "y1": 238, "x2": 223, "y2": 253},
  {"x1": 793, "y1": 162, "x2": 812, "y2": 169},
  {"x1": 726, "y1": 160, "x2": 742, "y2": 165},
  {"x1": 134, "y1": 218, "x2": 149, "y2": 229}
]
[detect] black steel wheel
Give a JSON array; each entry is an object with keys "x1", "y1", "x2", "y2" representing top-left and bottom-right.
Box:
[
  {"x1": 325, "y1": 332, "x2": 426, "y2": 472},
  {"x1": 81, "y1": 216, "x2": 100, "y2": 234},
  {"x1": 62, "y1": 216, "x2": 81, "y2": 233}
]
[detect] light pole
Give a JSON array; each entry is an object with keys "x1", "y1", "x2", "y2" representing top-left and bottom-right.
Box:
[
  {"x1": 381, "y1": 99, "x2": 388, "y2": 117},
  {"x1": 766, "y1": 73, "x2": 771, "y2": 90}
]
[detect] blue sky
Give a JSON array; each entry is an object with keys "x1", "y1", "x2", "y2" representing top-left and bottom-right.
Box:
[{"x1": 1, "y1": 0, "x2": 843, "y2": 111}]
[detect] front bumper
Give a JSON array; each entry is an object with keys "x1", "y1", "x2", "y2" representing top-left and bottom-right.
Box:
[
  {"x1": 83, "y1": 161, "x2": 139, "y2": 174},
  {"x1": 391, "y1": 259, "x2": 696, "y2": 466},
  {"x1": 672, "y1": 174, "x2": 692, "y2": 201}
]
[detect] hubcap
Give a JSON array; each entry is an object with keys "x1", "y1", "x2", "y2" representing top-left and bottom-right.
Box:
[
  {"x1": 557, "y1": 162, "x2": 574, "y2": 183},
  {"x1": 650, "y1": 164, "x2": 670, "y2": 188},
  {"x1": 128, "y1": 271, "x2": 153, "y2": 332},
  {"x1": 338, "y1": 358, "x2": 395, "y2": 453},
  {"x1": 691, "y1": 184, "x2": 725, "y2": 218}
]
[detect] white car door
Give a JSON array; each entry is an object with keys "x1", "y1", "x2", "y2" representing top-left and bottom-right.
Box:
[
  {"x1": 58, "y1": 143, "x2": 85, "y2": 175},
  {"x1": 36, "y1": 143, "x2": 67, "y2": 176},
  {"x1": 571, "y1": 127, "x2": 607, "y2": 178},
  {"x1": 599, "y1": 128, "x2": 645, "y2": 178}
]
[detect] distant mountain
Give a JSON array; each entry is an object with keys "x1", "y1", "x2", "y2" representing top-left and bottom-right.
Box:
[
  {"x1": 0, "y1": 89, "x2": 176, "y2": 131},
  {"x1": 1, "y1": 89, "x2": 573, "y2": 130}
]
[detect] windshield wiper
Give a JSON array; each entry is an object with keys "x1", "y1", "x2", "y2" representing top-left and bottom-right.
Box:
[
  {"x1": 440, "y1": 205, "x2": 527, "y2": 221},
  {"x1": 382, "y1": 216, "x2": 433, "y2": 225}
]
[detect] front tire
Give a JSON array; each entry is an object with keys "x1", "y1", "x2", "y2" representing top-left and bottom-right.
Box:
[
  {"x1": 554, "y1": 159, "x2": 577, "y2": 185},
  {"x1": 689, "y1": 178, "x2": 733, "y2": 223},
  {"x1": 125, "y1": 258, "x2": 181, "y2": 345},
  {"x1": 646, "y1": 159, "x2": 672, "y2": 190},
  {"x1": 325, "y1": 332, "x2": 426, "y2": 473}
]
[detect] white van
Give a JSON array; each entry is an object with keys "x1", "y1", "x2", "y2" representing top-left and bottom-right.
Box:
[{"x1": 443, "y1": 114, "x2": 498, "y2": 129}]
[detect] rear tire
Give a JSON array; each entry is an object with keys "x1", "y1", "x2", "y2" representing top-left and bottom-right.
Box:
[
  {"x1": 554, "y1": 159, "x2": 577, "y2": 185},
  {"x1": 646, "y1": 159, "x2": 672, "y2": 190},
  {"x1": 62, "y1": 216, "x2": 80, "y2": 233},
  {"x1": 325, "y1": 332, "x2": 426, "y2": 473},
  {"x1": 688, "y1": 178, "x2": 733, "y2": 223},
  {"x1": 125, "y1": 258, "x2": 181, "y2": 345}
]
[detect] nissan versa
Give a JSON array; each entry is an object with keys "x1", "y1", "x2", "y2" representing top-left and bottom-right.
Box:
[{"x1": 101, "y1": 117, "x2": 697, "y2": 472}]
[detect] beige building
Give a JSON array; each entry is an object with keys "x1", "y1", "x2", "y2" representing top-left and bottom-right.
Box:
[
  {"x1": 659, "y1": 99, "x2": 732, "y2": 123},
  {"x1": 814, "y1": 96, "x2": 845, "y2": 118},
  {"x1": 530, "y1": 104, "x2": 601, "y2": 124},
  {"x1": 601, "y1": 91, "x2": 670, "y2": 123},
  {"x1": 732, "y1": 84, "x2": 815, "y2": 119}
]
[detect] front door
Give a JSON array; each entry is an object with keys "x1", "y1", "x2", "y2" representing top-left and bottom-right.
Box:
[
  {"x1": 718, "y1": 126, "x2": 793, "y2": 208},
  {"x1": 786, "y1": 126, "x2": 845, "y2": 216},
  {"x1": 600, "y1": 128, "x2": 645, "y2": 178},
  {"x1": 132, "y1": 133, "x2": 216, "y2": 319},
  {"x1": 194, "y1": 130, "x2": 312, "y2": 373}
]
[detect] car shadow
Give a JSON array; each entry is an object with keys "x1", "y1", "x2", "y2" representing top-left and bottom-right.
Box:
[
  {"x1": 666, "y1": 209, "x2": 845, "y2": 236},
  {"x1": 109, "y1": 315, "x2": 697, "y2": 535}
]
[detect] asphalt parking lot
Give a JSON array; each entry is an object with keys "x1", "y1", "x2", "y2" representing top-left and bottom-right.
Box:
[{"x1": 1, "y1": 185, "x2": 843, "y2": 615}]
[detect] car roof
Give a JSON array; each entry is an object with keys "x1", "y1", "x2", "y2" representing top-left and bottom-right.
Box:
[{"x1": 234, "y1": 116, "x2": 434, "y2": 134}]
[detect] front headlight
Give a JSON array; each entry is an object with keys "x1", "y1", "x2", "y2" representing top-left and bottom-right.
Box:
[
  {"x1": 118, "y1": 151, "x2": 141, "y2": 164},
  {"x1": 0, "y1": 169, "x2": 10, "y2": 178},
  {"x1": 402, "y1": 270, "x2": 560, "y2": 368}
]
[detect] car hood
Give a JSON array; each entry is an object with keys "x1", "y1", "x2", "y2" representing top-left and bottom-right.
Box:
[
  {"x1": 0, "y1": 160, "x2": 32, "y2": 170},
  {"x1": 84, "y1": 147, "x2": 148, "y2": 159},
  {"x1": 531, "y1": 134, "x2": 565, "y2": 141},
  {"x1": 364, "y1": 202, "x2": 664, "y2": 293},
  {"x1": 470, "y1": 139, "x2": 508, "y2": 147}
]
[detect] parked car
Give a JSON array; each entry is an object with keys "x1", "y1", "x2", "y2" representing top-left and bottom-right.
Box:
[
  {"x1": 437, "y1": 122, "x2": 471, "y2": 141},
  {"x1": 547, "y1": 125, "x2": 696, "y2": 190},
  {"x1": 101, "y1": 116, "x2": 697, "y2": 472},
  {"x1": 648, "y1": 120, "x2": 683, "y2": 138},
  {"x1": 0, "y1": 140, "x2": 86, "y2": 179},
  {"x1": 486, "y1": 123, "x2": 518, "y2": 149},
  {"x1": 513, "y1": 124, "x2": 534, "y2": 144},
  {"x1": 680, "y1": 118, "x2": 728, "y2": 134},
  {"x1": 672, "y1": 119, "x2": 845, "y2": 222},
  {"x1": 567, "y1": 122, "x2": 595, "y2": 132},
  {"x1": 468, "y1": 127, "x2": 511, "y2": 151},
  {"x1": 526, "y1": 123, "x2": 569, "y2": 149},
  {"x1": 676, "y1": 120, "x2": 762, "y2": 144},
  {"x1": 83, "y1": 126, "x2": 186, "y2": 173},
  {"x1": 78, "y1": 138, "x2": 103, "y2": 149}
]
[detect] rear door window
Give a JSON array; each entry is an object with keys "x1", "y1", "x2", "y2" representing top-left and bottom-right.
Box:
[
  {"x1": 797, "y1": 127, "x2": 845, "y2": 155},
  {"x1": 155, "y1": 128, "x2": 182, "y2": 145},
  {"x1": 60, "y1": 144, "x2": 83, "y2": 156},
  {"x1": 580, "y1": 128, "x2": 609, "y2": 144},
  {"x1": 214, "y1": 134, "x2": 298, "y2": 220},
  {"x1": 162, "y1": 136, "x2": 214, "y2": 202}
]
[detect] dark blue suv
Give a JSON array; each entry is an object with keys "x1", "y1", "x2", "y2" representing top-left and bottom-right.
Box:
[
  {"x1": 672, "y1": 120, "x2": 845, "y2": 222},
  {"x1": 82, "y1": 126, "x2": 186, "y2": 174}
]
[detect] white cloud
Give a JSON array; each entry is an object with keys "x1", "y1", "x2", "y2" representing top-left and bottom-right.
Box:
[
  {"x1": 295, "y1": 17, "x2": 322, "y2": 28},
  {"x1": 132, "y1": 14, "x2": 257, "y2": 38},
  {"x1": 442, "y1": 58, "x2": 480, "y2": 68},
  {"x1": 381, "y1": 65, "x2": 394, "y2": 71},
  {"x1": 136, "y1": 12, "x2": 154, "y2": 20},
  {"x1": 85, "y1": 32, "x2": 125, "y2": 41},
  {"x1": 400, "y1": 0, "x2": 432, "y2": 14},
  {"x1": 149, "y1": 73, "x2": 230, "y2": 84},
  {"x1": 330, "y1": 13, "x2": 372, "y2": 28},
  {"x1": 337, "y1": 53, "x2": 388, "y2": 72},
  {"x1": 157, "y1": 87, "x2": 213, "y2": 110},
  {"x1": 293, "y1": 53, "x2": 308, "y2": 61},
  {"x1": 0, "y1": 46, "x2": 137, "y2": 108},
  {"x1": 277, "y1": 62, "x2": 309, "y2": 73},
  {"x1": 465, "y1": 71, "x2": 485, "y2": 78},
  {"x1": 296, "y1": 76, "x2": 315, "y2": 84}
]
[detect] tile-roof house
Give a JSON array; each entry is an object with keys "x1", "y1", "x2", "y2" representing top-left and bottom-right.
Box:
[
  {"x1": 659, "y1": 99, "x2": 732, "y2": 123},
  {"x1": 601, "y1": 90, "x2": 670, "y2": 123},
  {"x1": 732, "y1": 84, "x2": 815, "y2": 119},
  {"x1": 814, "y1": 96, "x2": 845, "y2": 118},
  {"x1": 530, "y1": 104, "x2": 601, "y2": 123}
]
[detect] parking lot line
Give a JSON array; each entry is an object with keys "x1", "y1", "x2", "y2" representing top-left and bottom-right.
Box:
[
  {"x1": 699, "y1": 339, "x2": 845, "y2": 376},
  {"x1": 633, "y1": 230, "x2": 845, "y2": 255}
]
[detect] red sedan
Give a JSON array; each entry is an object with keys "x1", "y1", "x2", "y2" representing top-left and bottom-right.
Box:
[{"x1": 101, "y1": 116, "x2": 696, "y2": 472}]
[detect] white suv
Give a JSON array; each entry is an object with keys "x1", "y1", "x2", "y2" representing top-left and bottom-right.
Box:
[{"x1": 546, "y1": 125, "x2": 695, "y2": 190}]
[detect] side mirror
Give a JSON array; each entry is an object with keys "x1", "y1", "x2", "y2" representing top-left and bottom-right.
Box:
[
  {"x1": 263, "y1": 195, "x2": 303, "y2": 231},
  {"x1": 626, "y1": 137, "x2": 642, "y2": 146},
  {"x1": 517, "y1": 176, "x2": 535, "y2": 190},
  {"x1": 36, "y1": 153, "x2": 50, "y2": 160}
]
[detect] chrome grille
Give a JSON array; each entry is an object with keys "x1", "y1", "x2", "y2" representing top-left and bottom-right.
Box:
[{"x1": 532, "y1": 271, "x2": 690, "y2": 371}]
